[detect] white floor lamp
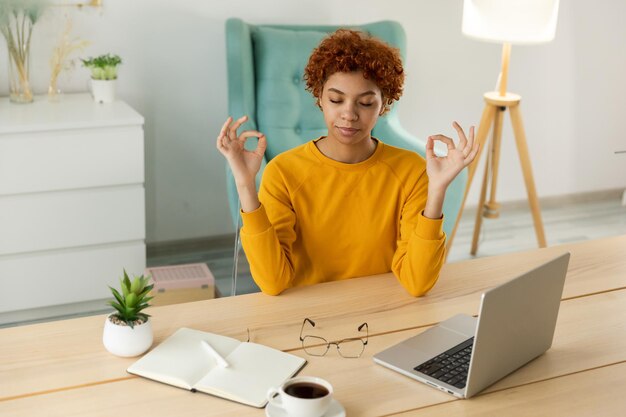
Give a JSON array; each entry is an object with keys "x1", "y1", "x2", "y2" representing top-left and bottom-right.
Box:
[{"x1": 449, "y1": 0, "x2": 560, "y2": 255}]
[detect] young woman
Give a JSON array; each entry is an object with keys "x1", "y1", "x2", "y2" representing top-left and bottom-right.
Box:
[{"x1": 217, "y1": 29, "x2": 478, "y2": 296}]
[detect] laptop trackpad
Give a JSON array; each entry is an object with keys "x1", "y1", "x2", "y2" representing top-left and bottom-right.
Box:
[{"x1": 405, "y1": 314, "x2": 477, "y2": 359}]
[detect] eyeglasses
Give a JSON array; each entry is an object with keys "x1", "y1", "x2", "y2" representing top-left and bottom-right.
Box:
[{"x1": 299, "y1": 318, "x2": 369, "y2": 358}]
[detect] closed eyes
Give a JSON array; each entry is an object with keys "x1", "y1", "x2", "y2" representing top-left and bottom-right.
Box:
[{"x1": 329, "y1": 99, "x2": 374, "y2": 107}]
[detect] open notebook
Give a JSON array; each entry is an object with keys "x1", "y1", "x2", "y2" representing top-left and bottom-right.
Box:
[{"x1": 127, "y1": 328, "x2": 306, "y2": 408}]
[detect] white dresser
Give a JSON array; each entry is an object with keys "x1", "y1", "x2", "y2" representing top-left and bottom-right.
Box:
[{"x1": 0, "y1": 94, "x2": 146, "y2": 315}]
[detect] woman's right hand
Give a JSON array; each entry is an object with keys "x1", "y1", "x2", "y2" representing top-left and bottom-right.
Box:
[{"x1": 216, "y1": 115, "x2": 267, "y2": 187}]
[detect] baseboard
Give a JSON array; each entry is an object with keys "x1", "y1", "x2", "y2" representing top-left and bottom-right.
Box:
[
  {"x1": 0, "y1": 298, "x2": 110, "y2": 328},
  {"x1": 147, "y1": 234, "x2": 235, "y2": 258}
]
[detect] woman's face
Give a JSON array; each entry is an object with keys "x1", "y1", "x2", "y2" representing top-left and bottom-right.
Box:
[{"x1": 319, "y1": 71, "x2": 383, "y2": 148}]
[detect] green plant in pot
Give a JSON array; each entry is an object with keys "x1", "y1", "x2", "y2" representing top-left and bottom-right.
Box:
[
  {"x1": 81, "y1": 53, "x2": 122, "y2": 103},
  {"x1": 103, "y1": 270, "x2": 154, "y2": 357}
]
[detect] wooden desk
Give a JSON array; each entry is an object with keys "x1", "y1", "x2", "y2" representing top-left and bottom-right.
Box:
[{"x1": 1, "y1": 235, "x2": 625, "y2": 416}]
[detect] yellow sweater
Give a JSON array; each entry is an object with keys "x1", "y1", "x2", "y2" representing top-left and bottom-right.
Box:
[{"x1": 240, "y1": 139, "x2": 446, "y2": 296}]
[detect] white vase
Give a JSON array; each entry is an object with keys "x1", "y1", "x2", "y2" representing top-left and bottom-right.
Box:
[
  {"x1": 102, "y1": 314, "x2": 153, "y2": 357},
  {"x1": 90, "y1": 79, "x2": 116, "y2": 103}
]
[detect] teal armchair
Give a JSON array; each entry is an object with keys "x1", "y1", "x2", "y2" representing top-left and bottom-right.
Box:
[{"x1": 225, "y1": 18, "x2": 468, "y2": 243}]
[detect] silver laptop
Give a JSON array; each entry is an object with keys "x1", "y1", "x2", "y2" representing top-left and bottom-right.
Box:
[{"x1": 374, "y1": 252, "x2": 570, "y2": 398}]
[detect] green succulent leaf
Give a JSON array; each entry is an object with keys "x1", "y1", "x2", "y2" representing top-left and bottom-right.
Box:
[
  {"x1": 129, "y1": 277, "x2": 141, "y2": 294},
  {"x1": 109, "y1": 287, "x2": 125, "y2": 306},
  {"x1": 122, "y1": 269, "x2": 132, "y2": 290},
  {"x1": 141, "y1": 277, "x2": 151, "y2": 291},
  {"x1": 135, "y1": 303, "x2": 150, "y2": 312},
  {"x1": 138, "y1": 286, "x2": 154, "y2": 299},
  {"x1": 126, "y1": 292, "x2": 138, "y2": 308},
  {"x1": 108, "y1": 301, "x2": 124, "y2": 314}
]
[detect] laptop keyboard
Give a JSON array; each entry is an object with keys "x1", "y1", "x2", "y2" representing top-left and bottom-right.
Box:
[{"x1": 413, "y1": 337, "x2": 474, "y2": 389}]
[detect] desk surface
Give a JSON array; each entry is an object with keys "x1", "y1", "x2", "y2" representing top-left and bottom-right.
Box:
[{"x1": 1, "y1": 235, "x2": 625, "y2": 416}]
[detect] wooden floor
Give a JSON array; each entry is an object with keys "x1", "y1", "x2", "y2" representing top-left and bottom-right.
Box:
[
  {"x1": 2, "y1": 194, "x2": 625, "y2": 328},
  {"x1": 448, "y1": 195, "x2": 626, "y2": 262}
]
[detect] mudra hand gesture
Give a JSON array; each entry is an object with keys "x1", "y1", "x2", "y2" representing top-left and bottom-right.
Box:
[
  {"x1": 216, "y1": 115, "x2": 267, "y2": 186},
  {"x1": 426, "y1": 121, "x2": 479, "y2": 192}
]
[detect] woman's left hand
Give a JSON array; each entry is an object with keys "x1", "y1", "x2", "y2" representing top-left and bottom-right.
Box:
[{"x1": 426, "y1": 121, "x2": 479, "y2": 192}]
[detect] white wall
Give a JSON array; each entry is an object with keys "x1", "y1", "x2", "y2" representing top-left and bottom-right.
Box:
[{"x1": 1, "y1": 0, "x2": 624, "y2": 244}]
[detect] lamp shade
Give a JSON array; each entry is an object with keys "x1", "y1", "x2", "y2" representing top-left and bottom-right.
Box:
[{"x1": 462, "y1": 0, "x2": 559, "y2": 44}]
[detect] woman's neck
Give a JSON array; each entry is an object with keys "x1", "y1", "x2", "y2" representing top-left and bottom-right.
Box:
[{"x1": 315, "y1": 136, "x2": 378, "y2": 164}]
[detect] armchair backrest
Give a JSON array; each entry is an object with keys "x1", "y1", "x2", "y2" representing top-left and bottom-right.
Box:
[{"x1": 224, "y1": 18, "x2": 467, "y2": 239}]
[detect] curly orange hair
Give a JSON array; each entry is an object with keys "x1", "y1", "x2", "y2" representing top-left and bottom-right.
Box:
[{"x1": 304, "y1": 29, "x2": 404, "y2": 114}]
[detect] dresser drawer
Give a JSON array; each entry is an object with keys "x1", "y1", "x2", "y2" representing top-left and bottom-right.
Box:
[
  {"x1": 0, "y1": 126, "x2": 144, "y2": 196},
  {"x1": 0, "y1": 186, "x2": 145, "y2": 255},
  {"x1": 0, "y1": 241, "x2": 146, "y2": 312}
]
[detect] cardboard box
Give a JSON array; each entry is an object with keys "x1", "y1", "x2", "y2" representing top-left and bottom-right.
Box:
[{"x1": 145, "y1": 263, "x2": 216, "y2": 306}]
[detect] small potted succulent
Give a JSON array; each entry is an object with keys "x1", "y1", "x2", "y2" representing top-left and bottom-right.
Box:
[
  {"x1": 102, "y1": 270, "x2": 154, "y2": 357},
  {"x1": 81, "y1": 53, "x2": 122, "y2": 103}
]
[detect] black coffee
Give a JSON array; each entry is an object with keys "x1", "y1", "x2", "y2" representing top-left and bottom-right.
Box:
[{"x1": 284, "y1": 382, "x2": 329, "y2": 399}]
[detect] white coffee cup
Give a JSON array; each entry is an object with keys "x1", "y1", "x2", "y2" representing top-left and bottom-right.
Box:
[{"x1": 266, "y1": 376, "x2": 333, "y2": 417}]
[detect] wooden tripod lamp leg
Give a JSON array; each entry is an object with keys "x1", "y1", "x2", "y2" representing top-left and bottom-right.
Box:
[
  {"x1": 509, "y1": 105, "x2": 547, "y2": 247},
  {"x1": 483, "y1": 107, "x2": 505, "y2": 219},
  {"x1": 466, "y1": 104, "x2": 496, "y2": 189},
  {"x1": 446, "y1": 103, "x2": 496, "y2": 253},
  {"x1": 471, "y1": 137, "x2": 493, "y2": 255}
]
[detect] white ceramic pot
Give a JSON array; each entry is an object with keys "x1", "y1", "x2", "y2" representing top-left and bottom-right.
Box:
[
  {"x1": 102, "y1": 314, "x2": 153, "y2": 357},
  {"x1": 90, "y1": 79, "x2": 116, "y2": 103}
]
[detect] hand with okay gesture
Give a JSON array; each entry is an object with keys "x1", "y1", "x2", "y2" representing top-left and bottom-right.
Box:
[
  {"x1": 216, "y1": 115, "x2": 267, "y2": 188},
  {"x1": 216, "y1": 115, "x2": 267, "y2": 212},
  {"x1": 426, "y1": 121, "x2": 479, "y2": 193}
]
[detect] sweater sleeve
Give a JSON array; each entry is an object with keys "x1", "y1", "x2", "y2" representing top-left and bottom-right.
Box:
[
  {"x1": 240, "y1": 163, "x2": 296, "y2": 295},
  {"x1": 391, "y1": 170, "x2": 446, "y2": 297}
]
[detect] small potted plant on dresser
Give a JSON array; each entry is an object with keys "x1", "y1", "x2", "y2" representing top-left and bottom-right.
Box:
[
  {"x1": 103, "y1": 270, "x2": 154, "y2": 357},
  {"x1": 82, "y1": 53, "x2": 122, "y2": 103}
]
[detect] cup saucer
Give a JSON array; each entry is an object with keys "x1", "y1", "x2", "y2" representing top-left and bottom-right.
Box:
[{"x1": 265, "y1": 398, "x2": 346, "y2": 417}]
